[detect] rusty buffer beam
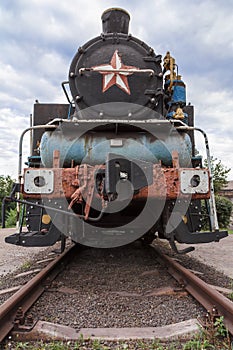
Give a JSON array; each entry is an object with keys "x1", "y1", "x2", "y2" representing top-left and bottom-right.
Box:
[
  {"x1": 154, "y1": 247, "x2": 233, "y2": 334},
  {"x1": 0, "y1": 244, "x2": 77, "y2": 343}
]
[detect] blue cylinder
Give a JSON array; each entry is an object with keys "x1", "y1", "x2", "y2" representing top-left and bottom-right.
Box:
[
  {"x1": 172, "y1": 83, "x2": 186, "y2": 104},
  {"x1": 165, "y1": 79, "x2": 186, "y2": 105},
  {"x1": 40, "y1": 129, "x2": 192, "y2": 168}
]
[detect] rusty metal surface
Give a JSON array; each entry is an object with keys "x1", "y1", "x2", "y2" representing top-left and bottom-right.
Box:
[
  {"x1": 0, "y1": 244, "x2": 76, "y2": 343},
  {"x1": 154, "y1": 247, "x2": 233, "y2": 334},
  {"x1": 23, "y1": 148, "x2": 210, "y2": 203},
  {"x1": 23, "y1": 165, "x2": 210, "y2": 201}
]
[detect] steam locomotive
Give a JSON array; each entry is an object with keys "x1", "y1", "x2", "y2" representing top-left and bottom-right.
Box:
[{"x1": 5, "y1": 8, "x2": 227, "y2": 253}]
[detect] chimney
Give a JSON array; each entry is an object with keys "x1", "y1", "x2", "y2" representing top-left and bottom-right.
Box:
[{"x1": 101, "y1": 8, "x2": 130, "y2": 34}]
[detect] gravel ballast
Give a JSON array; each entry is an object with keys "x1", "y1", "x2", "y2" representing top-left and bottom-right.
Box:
[
  {"x1": 27, "y1": 242, "x2": 205, "y2": 328},
  {"x1": 0, "y1": 229, "x2": 232, "y2": 339}
]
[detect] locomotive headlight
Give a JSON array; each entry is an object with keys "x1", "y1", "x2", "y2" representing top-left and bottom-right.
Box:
[
  {"x1": 180, "y1": 169, "x2": 209, "y2": 194},
  {"x1": 24, "y1": 169, "x2": 54, "y2": 194},
  {"x1": 34, "y1": 175, "x2": 46, "y2": 187},
  {"x1": 190, "y1": 174, "x2": 200, "y2": 188}
]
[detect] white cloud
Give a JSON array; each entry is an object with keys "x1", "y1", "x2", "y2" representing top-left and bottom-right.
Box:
[{"x1": 0, "y1": 108, "x2": 30, "y2": 178}]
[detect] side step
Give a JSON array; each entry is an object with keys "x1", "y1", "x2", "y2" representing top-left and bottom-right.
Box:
[
  {"x1": 174, "y1": 218, "x2": 228, "y2": 244},
  {"x1": 169, "y1": 216, "x2": 228, "y2": 254},
  {"x1": 5, "y1": 227, "x2": 61, "y2": 247}
]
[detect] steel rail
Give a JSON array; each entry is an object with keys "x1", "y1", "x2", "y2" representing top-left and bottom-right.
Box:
[
  {"x1": 154, "y1": 247, "x2": 233, "y2": 334},
  {"x1": 0, "y1": 243, "x2": 77, "y2": 343}
]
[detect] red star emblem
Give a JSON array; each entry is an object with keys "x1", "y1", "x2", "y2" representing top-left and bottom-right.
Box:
[{"x1": 91, "y1": 50, "x2": 138, "y2": 95}]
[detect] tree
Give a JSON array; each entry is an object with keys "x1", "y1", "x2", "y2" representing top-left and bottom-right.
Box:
[
  {"x1": 0, "y1": 175, "x2": 16, "y2": 226},
  {"x1": 203, "y1": 157, "x2": 232, "y2": 229},
  {"x1": 215, "y1": 195, "x2": 233, "y2": 229},
  {"x1": 204, "y1": 157, "x2": 231, "y2": 193}
]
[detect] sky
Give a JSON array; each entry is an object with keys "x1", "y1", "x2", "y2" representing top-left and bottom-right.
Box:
[{"x1": 0, "y1": 0, "x2": 233, "y2": 180}]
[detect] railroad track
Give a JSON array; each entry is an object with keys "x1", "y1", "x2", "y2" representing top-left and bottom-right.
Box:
[
  {"x1": 0, "y1": 243, "x2": 77, "y2": 343},
  {"x1": 154, "y1": 246, "x2": 233, "y2": 334},
  {"x1": 0, "y1": 241, "x2": 233, "y2": 344}
]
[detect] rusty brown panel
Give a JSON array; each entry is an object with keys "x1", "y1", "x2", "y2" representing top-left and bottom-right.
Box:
[
  {"x1": 133, "y1": 166, "x2": 210, "y2": 201},
  {"x1": 53, "y1": 150, "x2": 60, "y2": 169},
  {"x1": 61, "y1": 168, "x2": 77, "y2": 198},
  {"x1": 133, "y1": 166, "x2": 180, "y2": 200},
  {"x1": 23, "y1": 168, "x2": 77, "y2": 199},
  {"x1": 172, "y1": 150, "x2": 180, "y2": 169},
  {"x1": 23, "y1": 164, "x2": 210, "y2": 201},
  {"x1": 133, "y1": 164, "x2": 166, "y2": 200},
  {"x1": 164, "y1": 168, "x2": 180, "y2": 198}
]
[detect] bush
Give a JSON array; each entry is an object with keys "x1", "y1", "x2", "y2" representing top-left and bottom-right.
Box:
[
  {"x1": 0, "y1": 175, "x2": 16, "y2": 226},
  {"x1": 5, "y1": 208, "x2": 17, "y2": 228},
  {"x1": 215, "y1": 195, "x2": 233, "y2": 229},
  {"x1": 201, "y1": 196, "x2": 233, "y2": 230}
]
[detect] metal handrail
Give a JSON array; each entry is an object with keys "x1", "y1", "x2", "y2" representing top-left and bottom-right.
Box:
[
  {"x1": 79, "y1": 67, "x2": 155, "y2": 76},
  {"x1": 18, "y1": 125, "x2": 57, "y2": 180},
  {"x1": 171, "y1": 119, "x2": 219, "y2": 231}
]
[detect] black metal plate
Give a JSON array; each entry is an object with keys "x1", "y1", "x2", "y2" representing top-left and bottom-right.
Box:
[{"x1": 69, "y1": 34, "x2": 162, "y2": 115}]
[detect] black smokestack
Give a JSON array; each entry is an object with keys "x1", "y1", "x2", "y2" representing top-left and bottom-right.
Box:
[{"x1": 101, "y1": 8, "x2": 130, "y2": 34}]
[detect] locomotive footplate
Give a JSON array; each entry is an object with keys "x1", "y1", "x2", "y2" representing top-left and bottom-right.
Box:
[
  {"x1": 5, "y1": 227, "x2": 62, "y2": 247},
  {"x1": 168, "y1": 212, "x2": 228, "y2": 254}
]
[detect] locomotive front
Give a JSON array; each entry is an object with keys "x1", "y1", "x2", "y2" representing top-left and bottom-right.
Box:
[{"x1": 5, "y1": 8, "x2": 228, "y2": 253}]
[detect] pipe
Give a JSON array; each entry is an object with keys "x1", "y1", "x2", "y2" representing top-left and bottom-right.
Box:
[{"x1": 18, "y1": 125, "x2": 57, "y2": 181}]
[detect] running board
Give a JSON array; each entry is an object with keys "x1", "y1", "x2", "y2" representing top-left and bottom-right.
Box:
[{"x1": 5, "y1": 228, "x2": 61, "y2": 247}]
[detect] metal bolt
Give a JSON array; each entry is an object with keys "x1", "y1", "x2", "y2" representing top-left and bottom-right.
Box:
[
  {"x1": 26, "y1": 314, "x2": 34, "y2": 326},
  {"x1": 15, "y1": 307, "x2": 24, "y2": 319}
]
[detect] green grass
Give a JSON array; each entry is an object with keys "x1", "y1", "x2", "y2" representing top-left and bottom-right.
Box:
[
  {"x1": 21, "y1": 260, "x2": 32, "y2": 270},
  {"x1": 2, "y1": 335, "x2": 233, "y2": 350}
]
